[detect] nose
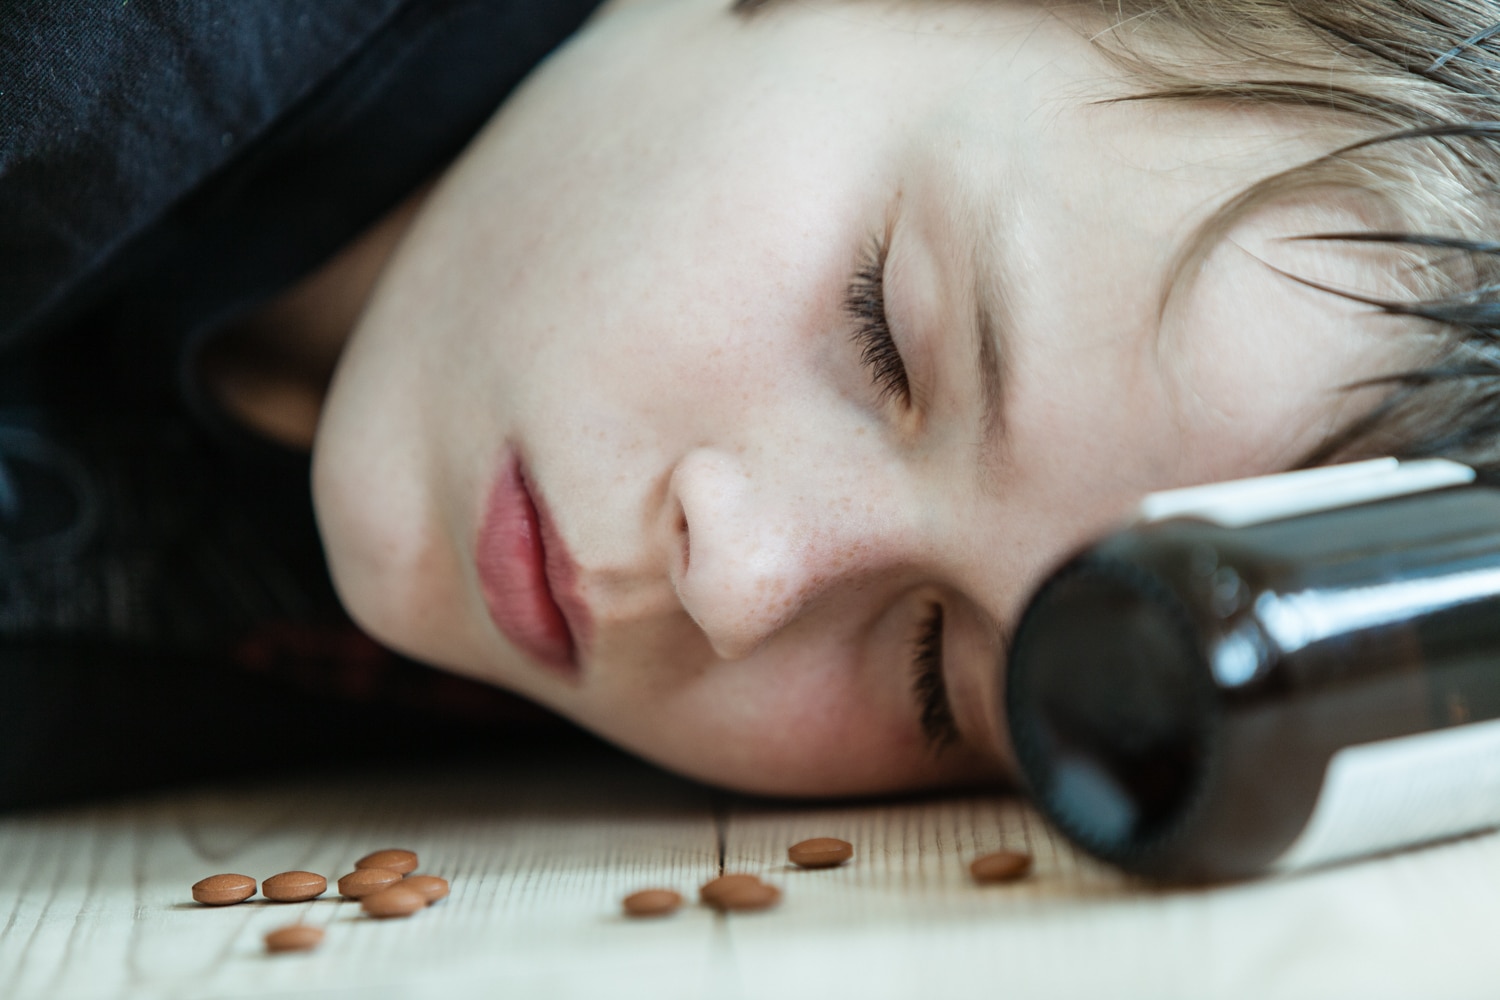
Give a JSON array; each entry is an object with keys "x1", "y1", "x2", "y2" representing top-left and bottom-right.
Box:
[{"x1": 667, "y1": 447, "x2": 897, "y2": 660}]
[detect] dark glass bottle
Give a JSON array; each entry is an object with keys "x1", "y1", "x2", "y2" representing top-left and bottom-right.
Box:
[{"x1": 1005, "y1": 459, "x2": 1500, "y2": 882}]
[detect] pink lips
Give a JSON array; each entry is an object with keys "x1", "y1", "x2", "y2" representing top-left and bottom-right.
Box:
[{"x1": 476, "y1": 456, "x2": 587, "y2": 680}]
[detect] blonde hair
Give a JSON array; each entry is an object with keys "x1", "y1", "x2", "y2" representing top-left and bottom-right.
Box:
[{"x1": 1083, "y1": 0, "x2": 1500, "y2": 469}]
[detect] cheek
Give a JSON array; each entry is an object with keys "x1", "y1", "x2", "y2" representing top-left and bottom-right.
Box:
[
  {"x1": 574, "y1": 646, "x2": 932, "y2": 796},
  {"x1": 429, "y1": 52, "x2": 885, "y2": 414}
]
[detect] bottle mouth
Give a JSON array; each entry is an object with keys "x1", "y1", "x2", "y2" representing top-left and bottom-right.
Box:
[{"x1": 1005, "y1": 556, "x2": 1220, "y2": 868}]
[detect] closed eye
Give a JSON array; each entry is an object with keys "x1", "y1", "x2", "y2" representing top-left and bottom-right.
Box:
[
  {"x1": 845, "y1": 235, "x2": 911, "y2": 405},
  {"x1": 912, "y1": 602, "x2": 959, "y2": 753}
]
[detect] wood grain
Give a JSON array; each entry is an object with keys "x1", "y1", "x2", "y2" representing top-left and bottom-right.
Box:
[{"x1": 1, "y1": 751, "x2": 1496, "y2": 999}]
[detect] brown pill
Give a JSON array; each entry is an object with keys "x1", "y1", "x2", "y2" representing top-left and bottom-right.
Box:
[
  {"x1": 622, "y1": 888, "x2": 683, "y2": 918},
  {"x1": 361, "y1": 885, "x2": 427, "y2": 919},
  {"x1": 699, "y1": 873, "x2": 764, "y2": 906},
  {"x1": 191, "y1": 873, "x2": 257, "y2": 906},
  {"x1": 400, "y1": 874, "x2": 450, "y2": 904},
  {"x1": 787, "y1": 837, "x2": 854, "y2": 869},
  {"x1": 714, "y1": 881, "x2": 782, "y2": 912},
  {"x1": 354, "y1": 849, "x2": 418, "y2": 874},
  {"x1": 262, "y1": 871, "x2": 328, "y2": 903},
  {"x1": 337, "y1": 868, "x2": 404, "y2": 899},
  {"x1": 264, "y1": 924, "x2": 325, "y2": 954},
  {"x1": 969, "y1": 849, "x2": 1034, "y2": 884}
]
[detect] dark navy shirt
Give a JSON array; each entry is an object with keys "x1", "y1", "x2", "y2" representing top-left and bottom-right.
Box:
[{"x1": 0, "y1": 0, "x2": 605, "y2": 808}]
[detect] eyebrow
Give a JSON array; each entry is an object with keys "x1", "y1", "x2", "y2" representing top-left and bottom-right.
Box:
[{"x1": 971, "y1": 242, "x2": 1011, "y2": 474}]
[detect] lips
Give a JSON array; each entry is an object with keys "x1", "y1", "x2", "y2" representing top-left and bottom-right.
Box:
[{"x1": 476, "y1": 455, "x2": 587, "y2": 680}]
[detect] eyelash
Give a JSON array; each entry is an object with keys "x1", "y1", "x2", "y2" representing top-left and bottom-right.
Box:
[
  {"x1": 912, "y1": 603, "x2": 960, "y2": 753},
  {"x1": 844, "y1": 236, "x2": 911, "y2": 405}
]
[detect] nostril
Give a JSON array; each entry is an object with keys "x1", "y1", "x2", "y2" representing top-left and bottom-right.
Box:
[{"x1": 677, "y1": 508, "x2": 690, "y2": 574}]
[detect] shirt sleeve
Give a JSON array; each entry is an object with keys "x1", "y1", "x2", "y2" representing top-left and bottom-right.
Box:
[
  {"x1": 0, "y1": 0, "x2": 604, "y2": 348},
  {"x1": 0, "y1": 0, "x2": 405, "y2": 343}
]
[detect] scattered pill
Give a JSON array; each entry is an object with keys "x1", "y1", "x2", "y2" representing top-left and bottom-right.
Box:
[
  {"x1": 361, "y1": 885, "x2": 427, "y2": 919},
  {"x1": 787, "y1": 837, "x2": 854, "y2": 869},
  {"x1": 355, "y1": 849, "x2": 418, "y2": 874},
  {"x1": 338, "y1": 868, "x2": 404, "y2": 899},
  {"x1": 264, "y1": 924, "x2": 325, "y2": 953},
  {"x1": 401, "y1": 875, "x2": 450, "y2": 904},
  {"x1": 969, "y1": 850, "x2": 1034, "y2": 884},
  {"x1": 713, "y1": 881, "x2": 782, "y2": 912},
  {"x1": 622, "y1": 888, "x2": 683, "y2": 918},
  {"x1": 262, "y1": 871, "x2": 328, "y2": 903},
  {"x1": 191, "y1": 873, "x2": 256, "y2": 906},
  {"x1": 699, "y1": 873, "x2": 764, "y2": 906}
]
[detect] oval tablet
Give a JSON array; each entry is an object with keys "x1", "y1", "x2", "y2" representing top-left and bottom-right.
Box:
[
  {"x1": 622, "y1": 888, "x2": 683, "y2": 918},
  {"x1": 361, "y1": 886, "x2": 427, "y2": 919},
  {"x1": 698, "y1": 873, "x2": 762, "y2": 906},
  {"x1": 715, "y1": 881, "x2": 781, "y2": 912},
  {"x1": 787, "y1": 837, "x2": 853, "y2": 869},
  {"x1": 969, "y1": 850, "x2": 1033, "y2": 884},
  {"x1": 355, "y1": 849, "x2": 418, "y2": 874},
  {"x1": 262, "y1": 870, "x2": 327, "y2": 902},
  {"x1": 264, "y1": 924, "x2": 324, "y2": 953},
  {"x1": 192, "y1": 873, "x2": 256, "y2": 906},
  {"x1": 402, "y1": 875, "x2": 450, "y2": 904},
  {"x1": 337, "y1": 868, "x2": 403, "y2": 899}
]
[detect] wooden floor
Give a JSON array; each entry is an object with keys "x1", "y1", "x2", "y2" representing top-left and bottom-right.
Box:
[{"x1": 2, "y1": 749, "x2": 1497, "y2": 1000}]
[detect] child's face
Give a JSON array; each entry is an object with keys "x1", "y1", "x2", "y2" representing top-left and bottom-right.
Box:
[{"x1": 313, "y1": 0, "x2": 1415, "y2": 795}]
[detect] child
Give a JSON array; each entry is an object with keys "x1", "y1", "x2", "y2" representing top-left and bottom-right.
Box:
[{"x1": 5, "y1": 0, "x2": 1498, "y2": 806}]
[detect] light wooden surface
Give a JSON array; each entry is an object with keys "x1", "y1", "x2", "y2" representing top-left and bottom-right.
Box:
[{"x1": 2, "y1": 749, "x2": 1497, "y2": 1000}]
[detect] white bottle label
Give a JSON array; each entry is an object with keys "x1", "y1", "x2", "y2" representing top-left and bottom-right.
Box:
[
  {"x1": 1136, "y1": 457, "x2": 1474, "y2": 529},
  {"x1": 1272, "y1": 715, "x2": 1500, "y2": 872}
]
